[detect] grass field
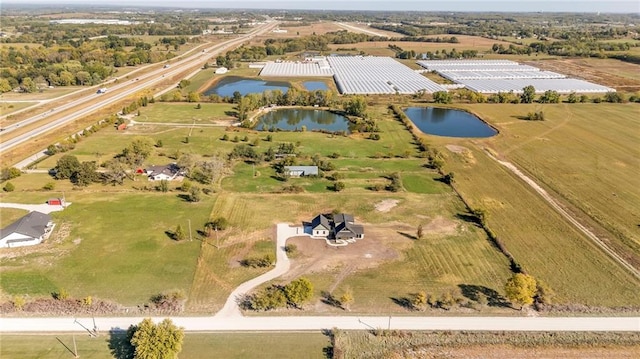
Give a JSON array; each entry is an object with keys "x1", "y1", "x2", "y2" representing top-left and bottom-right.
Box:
[
  {"x1": 0, "y1": 208, "x2": 29, "y2": 228},
  {"x1": 406, "y1": 102, "x2": 640, "y2": 306},
  {"x1": 0, "y1": 101, "x2": 38, "y2": 116},
  {"x1": 0, "y1": 332, "x2": 330, "y2": 359},
  {"x1": 138, "y1": 102, "x2": 236, "y2": 124},
  {"x1": 458, "y1": 103, "x2": 640, "y2": 266},
  {"x1": 0, "y1": 87, "x2": 83, "y2": 102}
]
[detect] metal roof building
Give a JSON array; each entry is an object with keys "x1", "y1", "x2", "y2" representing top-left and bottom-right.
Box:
[
  {"x1": 459, "y1": 78, "x2": 616, "y2": 94},
  {"x1": 416, "y1": 59, "x2": 615, "y2": 94},
  {"x1": 328, "y1": 56, "x2": 446, "y2": 94}
]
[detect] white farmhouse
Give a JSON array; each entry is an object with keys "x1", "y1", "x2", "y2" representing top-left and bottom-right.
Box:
[{"x1": 0, "y1": 211, "x2": 54, "y2": 248}]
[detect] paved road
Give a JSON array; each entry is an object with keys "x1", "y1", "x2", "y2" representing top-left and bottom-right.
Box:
[
  {"x1": 0, "y1": 222, "x2": 638, "y2": 333},
  {"x1": 335, "y1": 22, "x2": 387, "y2": 37},
  {"x1": 1, "y1": 316, "x2": 638, "y2": 333},
  {"x1": 0, "y1": 22, "x2": 277, "y2": 155}
]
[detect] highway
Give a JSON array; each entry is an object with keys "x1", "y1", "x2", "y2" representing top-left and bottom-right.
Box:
[{"x1": 0, "y1": 21, "x2": 277, "y2": 154}]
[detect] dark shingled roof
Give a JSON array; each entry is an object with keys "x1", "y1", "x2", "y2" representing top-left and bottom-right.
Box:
[
  {"x1": 0, "y1": 211, "x2": 51, "y2": 240},
  {"x1": 311, "y1": 214, "x2": 331, "y2": 230}
]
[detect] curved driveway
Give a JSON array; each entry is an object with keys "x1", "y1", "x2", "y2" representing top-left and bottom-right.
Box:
[
  {"x1": 215, "y1": 223, "x2": 304, "y2": 318},
  {"x1": 0, "y1": 223, "x2": 638, "y2": 333}
]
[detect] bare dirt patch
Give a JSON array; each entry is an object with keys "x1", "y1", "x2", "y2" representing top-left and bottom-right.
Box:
[
  {"x1": 422, "y1": 216, "x2": 459, "y2": 236},
  {"x1": 284, "y1": 224, "x2": 412, "y2": 281},
  {"x1": 446, "y1": 144, "x2": 468, "y2": 154},
  {"x1": 375, "y1": 199, "x2": 399, "y2": 212}
]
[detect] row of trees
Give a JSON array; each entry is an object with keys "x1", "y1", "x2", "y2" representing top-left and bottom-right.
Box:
[
  {"x1": 0, "y1": 35, "x2": 186, "y2": 92},
  {"x1": 244, "y1": 277, "x2": 314, "y2": 311}
]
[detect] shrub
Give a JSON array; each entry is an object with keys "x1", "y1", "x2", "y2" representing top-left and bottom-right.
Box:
[
  {"x1": 241, "y1": 254, "x2": 275, "y2": 268},
  {"x1": 52, "y1": 288, "x2": 70, "y2": 301},
  {"x1": 43, "y1": 182, "x2": 56, "y2": 191},
  {"x1": 3, "y1": 181, "x2": 15, "y2": 192}
]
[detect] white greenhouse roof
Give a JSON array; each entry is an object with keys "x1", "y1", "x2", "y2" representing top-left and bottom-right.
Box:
[
  {"x1": 459, "y1": 78, "x2": 616, "y2": 94},
  {"x1": 328, "y1": 56, "x2": 446, "y2": 94},
  {"x1": 440, "y1": 70, "x2": 565, "y2": 81},
  {"x1": 417, "y1": 60, "x2": 519, "y2": 68},
  {"x1": 260, "y1": 61, "x2": 335, "y2": 77}
]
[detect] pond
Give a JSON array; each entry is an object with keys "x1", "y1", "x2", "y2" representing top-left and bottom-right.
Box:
[
  {"x1": 203, "y1": 76, "x2": 290, "y2": 97},
  {"x1": 403, "y1": 107, "x2": 497, "y2": 138},
  {"x1": 256, "y1": 109, "x2": 351, "y2": 133},
  {"x1": 302, "y1": 81, "x2": 329, "y2": 91}
]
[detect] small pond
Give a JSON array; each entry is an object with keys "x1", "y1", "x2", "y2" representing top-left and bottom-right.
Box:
[
  {"x1": 404, "y1": 107, "x2": 497, "y2": 138},
  {"x1": 203, "y1": 76, "x2": 290, "y2": 97},
  {"x1": 302, "y1": 81, "x2": 329, "y2": 91},
  {"x1": 256, "y1": 109, "x2": 351, "y2": 133}
]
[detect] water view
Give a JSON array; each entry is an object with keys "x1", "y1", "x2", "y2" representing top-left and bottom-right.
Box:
[
  {"x1": 302, "y1": 81, "x2": 330, "y2": 91},
  {"x1": 256, "y1": 109, "x2": 351, "y2": 133},
  {"x1": 404, "y1": 107, "x2": 497, "y2": 138},
  {"x1": 203, "y1": 76, "x2": 290, "y2": 97}
]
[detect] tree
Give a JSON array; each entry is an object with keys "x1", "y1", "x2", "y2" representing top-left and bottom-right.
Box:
[
  {"x1": 433, "y1": 91, "x2": 453, "y2": 104},
  {"x1": 1, "y1": 167, "x2": 21, "y2": 181},
  {"x1": 333, "y1": 181, "x2": 345, "y2": 192},
  {"x1": 3, "y1": 182, "x2": 15, "y2": 192},
  {"x1": 538, "y1": 90, "x2": 560, "y2": 103},
  {"x1": 188, "y1": 186, "x2": 201, "y2": 202},
  {"x1": 443, "y1": 171, "x2": 455, "y2": 185},
  {"x1": 520, "y1": 85, "x2": 536, "y2": 103},
  {"x1": 411, "y1": 291, "x2": 427, "y2": 310},
  {"x1": 103, "y1": 159, "x2": 130, "y2": 185},
  {"x1": 567, "y1": 92, "x2": 578, "y2": 103},
  {"x1": 174, "y1": 225, "x2": 186, "y2": 241},
  {"x1": 122, "y1": 137, "x2": 155, "y2": 166},
  {"x1": 159, "y1": 179, "x2": 169, "y2": 193},
  {"x1": 416, "y1": 224, "x2": 424, "y2": 239},
  {"x1": 504, "y1": 273, "x2": 538, "y2": 309},
  {"x1": 284, "y1": 277, "x2": 314, "y2": 308},
  {"x1": 54, "y1": 155, "x2": 81, "y2": 180},
  {"x1": 187, "y1": 92, "x2": 200, "y2": 103},
  {"x1": 343, "y1": 96, "x2": 367, "y2": 117},
  {"x1": 72, "y1": 161, "x2": 99, "y2": 186},
  {"x1": 129, "y1": 318, "x2": 184, "y2": 359},
  {"x1": 339, "y1": 289, "x2": 354, "y2": 311}
]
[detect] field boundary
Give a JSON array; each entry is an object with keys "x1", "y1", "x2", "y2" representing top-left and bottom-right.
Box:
[{"x1": 484, "y1": 149, "x2": 640, "y2": 281}]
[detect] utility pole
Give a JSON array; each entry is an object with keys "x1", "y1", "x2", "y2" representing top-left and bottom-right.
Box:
[
  {"x1": 188, "y1": 219, "x2": 193, "y2": 241},
  {"x1": 72, "y1": 334, "x2": 79, "y2": 358}
]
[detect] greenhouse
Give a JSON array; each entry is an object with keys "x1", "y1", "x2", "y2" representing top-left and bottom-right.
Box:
[
  {"x1": 328, "y1": 56, "x2": 446, "y2": 94},
  {"x1": 459, "y1": 78, "x2": 616, "y2": 94}
]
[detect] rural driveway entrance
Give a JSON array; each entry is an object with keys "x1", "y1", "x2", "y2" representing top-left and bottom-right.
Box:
[
  {"x1": 0, "y1": 202, "x2": 69, "y2": 214},
  {"x1": 215, "y1": 223, "x2": 306, "y2": 318}
]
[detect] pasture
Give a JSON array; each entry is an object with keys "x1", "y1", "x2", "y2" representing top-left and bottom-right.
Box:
[{"x1": 0, "y1": 332, "x2": 330, "y2": 359}]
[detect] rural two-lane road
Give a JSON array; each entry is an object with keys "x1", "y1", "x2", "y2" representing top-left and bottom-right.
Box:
[{"x1": 0, "y1": 224, "x2": 638, "y2": 333}]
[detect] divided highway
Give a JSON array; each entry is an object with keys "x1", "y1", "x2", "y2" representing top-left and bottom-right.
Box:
[{"x1": 0, "y1": 21, "x2": 277, "y2": 154}]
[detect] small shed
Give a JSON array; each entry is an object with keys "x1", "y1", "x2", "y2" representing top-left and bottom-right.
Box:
[
  {"x1": 47, "y1": 198, "x2": 64, "y2": 206},
  {"x1": 284, "y1": 166, "x2": 319, "y2": 177}
]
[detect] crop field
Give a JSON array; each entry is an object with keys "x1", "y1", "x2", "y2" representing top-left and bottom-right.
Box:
[
  {"x1": 406, "y1": 102, "x2": 640, "y2": 306},
  {"x1": 457, "y1": 103, "x2": 640, "y2": 267},
  {"x1": 0, "y1": 332, "x2": 330, "y2": 359},
  {"x1": 334, "y1": 330, "x2": 640, "y2": 359},
  {"x1": 329, "y1": 36, "x2": 514, "y2": 57}
]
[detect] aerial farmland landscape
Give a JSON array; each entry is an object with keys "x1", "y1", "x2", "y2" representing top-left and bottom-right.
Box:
[{"x1": 0, "y1": 0, "x2": 639, "y2": 358}]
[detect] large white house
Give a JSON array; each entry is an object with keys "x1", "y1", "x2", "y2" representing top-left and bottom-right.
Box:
[{"x1": 0, "y1": 211, "x2": 54, "y2": 248}]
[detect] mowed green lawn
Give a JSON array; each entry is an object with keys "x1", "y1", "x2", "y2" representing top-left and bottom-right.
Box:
[
  {"x1": 138, "y1": 102, "x2": 236, "y2": 124},
  {"x1": 0, "y1": 332, "x2": 330, "y2": 359},
  {"x1": 0, "y1": 192, "x2": 214, "y2": 305}
]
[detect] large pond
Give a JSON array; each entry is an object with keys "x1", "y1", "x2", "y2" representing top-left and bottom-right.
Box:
[
  {"x1": 256, "y1": 109, "x2": 351, "y2": 133},
  {"x1": 302, "y1": 81, "x2": 329, "y2": 91},
  {"x1": 203, "y1": 76, "x2": 290, "y2": 97},
  {"x1": 404, "y1": 107, "x2": 497, "y2": 138}
]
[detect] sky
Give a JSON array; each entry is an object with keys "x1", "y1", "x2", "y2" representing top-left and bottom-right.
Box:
[{"x1": 5, "y1": 0, "x2": 640, "y2": 13}]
